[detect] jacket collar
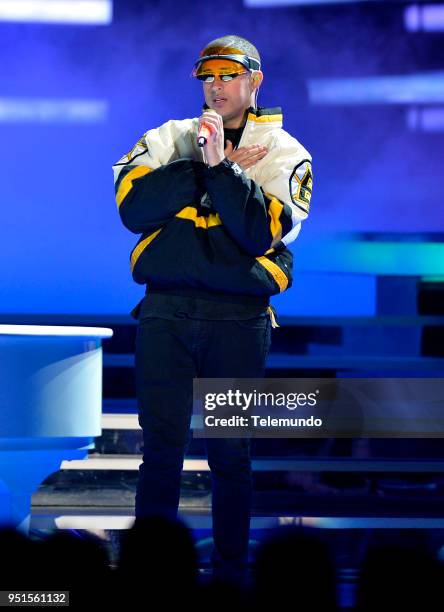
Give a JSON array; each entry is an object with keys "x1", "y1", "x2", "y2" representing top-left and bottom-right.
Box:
[
  {"x1": 202, "y1": 103, "x2": 283, "y2": 127},
  {"x1": 246, "y1": 106, "x2": 283, "y2": 126}
]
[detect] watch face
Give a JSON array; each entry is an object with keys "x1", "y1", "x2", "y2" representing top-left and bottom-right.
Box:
[{"x1": 231, "y1": 161, "x2": 243, "y2": 176}]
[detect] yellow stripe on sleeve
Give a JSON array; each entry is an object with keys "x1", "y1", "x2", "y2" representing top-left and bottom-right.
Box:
[
  {"x1": 130, "y1": 228, "x2": 162, "y2": 272},
  {"x1": 116, "y1": 166, "x2": 152, "y2": 208},
  {"x1": 265, "y1": 193, "x2": 283, "y2": 241},
  {"x1": 175, "y1": 206, "x2": 222, "y2": 229},
  {"x1": 256, "y1": 255, "x2": 288, "y2": 292}
]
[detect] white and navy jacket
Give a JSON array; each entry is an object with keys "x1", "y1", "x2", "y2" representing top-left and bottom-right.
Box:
[{"x1": 112, "y1": 106, "x2": 312, "y2": 302}]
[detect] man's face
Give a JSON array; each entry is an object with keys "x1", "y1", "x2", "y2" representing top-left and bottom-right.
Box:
[{"x1": 198, "y1": 59, "x2": 258, "y2": 128}]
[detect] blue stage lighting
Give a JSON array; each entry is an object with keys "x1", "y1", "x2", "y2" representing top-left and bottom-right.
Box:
[
  {"x1": 406, "y1": 107, "x2": 444, "y2": 132},
  {"x1": 308, "y1": 73, "x2": 444, "y2": 105},
  {"x1": 0, "y1": 97, "x2": 108, "y2": 123},
  {"x1": 245, "y1": 0, "x2": 374, "y2": 6},
  {"x1": 405, "y1": 4, "x2": 444, "y2": 32},
  {"x1": 0, "y1": 0, "x2": 112, "y2": 25}
]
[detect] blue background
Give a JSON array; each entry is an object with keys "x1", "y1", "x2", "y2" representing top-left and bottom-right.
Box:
[{"x1": 1, "y1": 0, "x2": 443, "y2": 317}]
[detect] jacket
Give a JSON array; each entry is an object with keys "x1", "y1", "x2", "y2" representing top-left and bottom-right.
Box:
[{"x1": 112, "y1": 106, "x2": 312, "y2": 304}]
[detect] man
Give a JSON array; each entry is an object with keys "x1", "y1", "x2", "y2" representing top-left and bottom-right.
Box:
[{"x1": 112, "y1": 35, "x2": 312, "y2": 585}]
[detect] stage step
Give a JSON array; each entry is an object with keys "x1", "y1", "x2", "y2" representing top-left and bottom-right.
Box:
[
  {"x1": 61, "y1": 453, "x2": 444, "y2": 473},
  {"x1": 104, "y1": 353, "x2": 444, "y2": 370},
  {"x1": 102, "y1": 414, "x2": 139, "y2": 429},
  {"x1": 29, "y1": 511, "x2": 444, "y2": 531}
]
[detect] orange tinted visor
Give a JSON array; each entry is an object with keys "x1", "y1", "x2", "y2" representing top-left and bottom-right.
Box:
[{"x1": 193, "y1": 59, "x2": 247, "y2": 78}]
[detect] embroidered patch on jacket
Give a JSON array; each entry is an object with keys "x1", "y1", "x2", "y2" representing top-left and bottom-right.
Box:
[{"x1": 289, "y1": 160, "x2": 312, "y2": 213}]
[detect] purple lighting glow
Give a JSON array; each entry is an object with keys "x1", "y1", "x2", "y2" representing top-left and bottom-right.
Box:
[
  {"x1": 406, "y1": 107, "x2": 444, "y2": 132},
  {"x1": 405, "y1": 4, "x2": 444, "y2": 32}
]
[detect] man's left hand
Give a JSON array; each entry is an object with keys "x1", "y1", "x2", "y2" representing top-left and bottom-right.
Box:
[{"x1": 225, "y1": 141, "x2": 268, "y2": 170}]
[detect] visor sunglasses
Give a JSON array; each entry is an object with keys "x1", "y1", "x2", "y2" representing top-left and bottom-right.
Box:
[
  {"x1": 195, "y1": 71, "x2": 251, "y2": 83},
  {"x1": 192, "y1": 53, "x2": 261, "y2": 83}
]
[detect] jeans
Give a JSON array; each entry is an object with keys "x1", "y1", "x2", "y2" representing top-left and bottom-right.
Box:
[{"x1": 134, "y1": 313, "x2": 272, "y2": 582}]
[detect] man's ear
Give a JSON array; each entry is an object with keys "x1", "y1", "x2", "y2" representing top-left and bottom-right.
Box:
[{"x1": 251, "y1": 70, "x2": 263, "y2": 91}]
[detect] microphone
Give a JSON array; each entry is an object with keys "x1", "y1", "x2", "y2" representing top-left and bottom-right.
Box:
[
  {"x1": 197, "y1": 125, "x2": 212, "y2": 147},
  {"x1": 197, "y1": 109, "x2": 218, "y2": 147}
]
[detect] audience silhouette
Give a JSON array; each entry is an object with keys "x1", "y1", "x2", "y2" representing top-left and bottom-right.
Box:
[{"x1": 0, "y1": 520, "x2": 442, "y2": 610}]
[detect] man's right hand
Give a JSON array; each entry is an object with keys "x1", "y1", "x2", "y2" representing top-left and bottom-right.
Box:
[{"x1": 224, "y1": 141, "x2": 268, "y2": 171}]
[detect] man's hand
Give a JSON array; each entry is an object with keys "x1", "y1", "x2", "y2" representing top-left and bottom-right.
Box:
[
  {"x1": 199, "y1": 111, "x2": 225, "y2": 167},
  {"x1": 199, "y1": 110, "x2": 268, "y2": 169},
  {"x1": 224, "y1": 140, "x2": 268, "y2": 171}
]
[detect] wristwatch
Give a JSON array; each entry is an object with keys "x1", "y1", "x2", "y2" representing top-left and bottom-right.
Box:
[
  {"x1": 224, "y1": 158, "x2": 243, "y2": 176},
  {"x1": 204, "y1": 157, "x2": 244, "y2": 177}
]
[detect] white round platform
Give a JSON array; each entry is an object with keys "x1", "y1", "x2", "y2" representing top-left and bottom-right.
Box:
[{"x1": 0, "y1": 325, "x2": 113, "y2": 338}]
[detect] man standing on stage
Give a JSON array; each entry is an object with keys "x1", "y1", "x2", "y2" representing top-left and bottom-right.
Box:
[{"x1": 113, "y1": 35, "x2": 313, "y2": 585}]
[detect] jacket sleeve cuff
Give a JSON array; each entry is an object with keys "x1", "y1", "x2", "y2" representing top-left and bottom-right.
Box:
[{"x1": 203, "y1": 158, "x2": 243, "y2": 178}]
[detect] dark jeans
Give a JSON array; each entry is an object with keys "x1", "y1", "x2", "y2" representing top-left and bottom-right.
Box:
[{"x1": 134, "y1": 314, "x2": 272, "y2": 583}]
